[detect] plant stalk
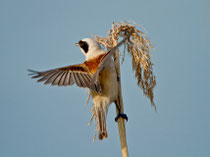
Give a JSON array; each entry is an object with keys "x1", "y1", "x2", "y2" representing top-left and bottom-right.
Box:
[{"x1": 114, "y1": 49, "x2": 129, "y2": 157}]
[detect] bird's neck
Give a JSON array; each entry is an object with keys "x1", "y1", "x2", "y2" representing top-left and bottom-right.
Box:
[{"x1": 86, "y1": 49, "x2": 106, "y2": 61}]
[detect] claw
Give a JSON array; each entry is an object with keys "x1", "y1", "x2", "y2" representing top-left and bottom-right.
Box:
[{"x1": 115, "y1": 113, "x2": 128, "y2": 122}]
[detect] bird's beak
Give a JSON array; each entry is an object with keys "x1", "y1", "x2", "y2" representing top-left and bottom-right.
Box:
[{"x1": 74, "y1": 43, "x2": 79, "y2": 46}]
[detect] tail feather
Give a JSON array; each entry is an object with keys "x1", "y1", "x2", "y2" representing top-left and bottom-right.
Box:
[{"x1": 95, "y1": 106, "x2": 108, "y2": 140}]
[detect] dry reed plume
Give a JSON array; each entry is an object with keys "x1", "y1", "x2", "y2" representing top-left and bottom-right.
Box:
[{"x1": 88, "y1": 21, "x2": 156, "y2": 141}]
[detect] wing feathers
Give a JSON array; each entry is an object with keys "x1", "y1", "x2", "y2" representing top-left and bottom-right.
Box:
[
  {"x1": 45, "y1": 71, "x2": 60, "y2": 84},
  {"x1": 28, "y1": 64, "x2": 101, "y2": 93},
  {"x1": 37, "y1": 71, "x2": 55, "y2": 82},
  {"x1": 68, "y1": 72, "x2": 74, "y2": 85},
  {"x1": 79, "y1": 74, "x2": 90, "y2": 88},
  {"x1": 76, "y1": 73, "x2": 85, "y2": 87},
  {"x1": 72, "y1": 73, "x2": 81, "y2": 87},
  {"x1": 58, "y1": 72, "x2": 67, "y2": 86},
  {"x1": 52, "y1": 71, "x2": 64, "y2": 85}
]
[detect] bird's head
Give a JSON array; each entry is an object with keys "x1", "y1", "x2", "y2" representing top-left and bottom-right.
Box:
[{"x1": 75, "y1": 38, "x2": 105, "y2": 60}]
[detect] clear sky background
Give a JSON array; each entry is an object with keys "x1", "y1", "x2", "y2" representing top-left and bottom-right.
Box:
[{"x1": 0, "y1": 0, "x2": 209, "y2": 157}]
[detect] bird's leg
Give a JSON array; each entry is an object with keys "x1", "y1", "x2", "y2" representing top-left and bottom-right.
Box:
[{"x1": 114, "y1": 101, "x2": 128, "y2": 122}]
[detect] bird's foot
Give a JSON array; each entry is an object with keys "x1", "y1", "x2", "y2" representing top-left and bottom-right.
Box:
[{"x1": 115, "y1": 112, "x2": 128, "y2": 122}]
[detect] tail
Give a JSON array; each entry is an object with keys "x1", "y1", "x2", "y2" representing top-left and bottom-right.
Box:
[{"x1": 95, "y1": 102, "x2": 109, "y2": 140}]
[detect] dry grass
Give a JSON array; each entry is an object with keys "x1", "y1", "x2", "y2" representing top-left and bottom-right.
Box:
[{"x1": 89, "y1": 21, "x2": 156, "y2": 141}]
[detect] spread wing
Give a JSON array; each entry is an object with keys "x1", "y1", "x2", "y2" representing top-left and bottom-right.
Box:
[
  {"x1": 92, "y1": 32, "x2": 132, "y2": 84},
  {"x1": 28, "y1": 64, "x2": 101, "y2": 93}
]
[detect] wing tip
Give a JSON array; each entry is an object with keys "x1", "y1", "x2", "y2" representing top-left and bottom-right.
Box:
[{"x1": 28, "y1": 69, "x2": 39, "y2": 76}]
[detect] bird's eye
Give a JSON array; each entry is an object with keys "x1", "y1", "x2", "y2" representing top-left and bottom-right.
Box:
[{"x1": 79, "y1": 41, "x2": 89, "y2": 53}]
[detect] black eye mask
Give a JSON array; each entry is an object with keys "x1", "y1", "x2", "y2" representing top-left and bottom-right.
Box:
[{"x1": 79, "y1": 40, "x2": 89, "y2": 53}]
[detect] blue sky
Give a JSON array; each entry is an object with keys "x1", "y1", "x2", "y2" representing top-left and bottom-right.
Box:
[{"x1": 0, "y1": 0, "x2": 209, "y2": 157}]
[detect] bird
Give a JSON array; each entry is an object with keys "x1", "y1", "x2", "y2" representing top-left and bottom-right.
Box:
[{"x1": 28, "y1": 34, "x2": 130, "y2": 140}]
